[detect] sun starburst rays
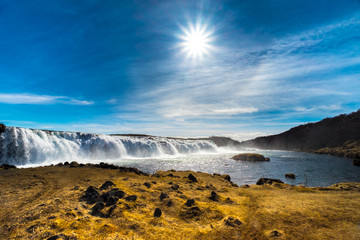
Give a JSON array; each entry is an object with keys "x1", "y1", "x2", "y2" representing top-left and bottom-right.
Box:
[{"x1": 178, "y1": 22, "x2": 214, "y2": 60}]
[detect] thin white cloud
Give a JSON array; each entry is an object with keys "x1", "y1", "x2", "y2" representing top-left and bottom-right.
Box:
[
  {"x1": 164, "y1": 106, "x2": 257, "y2": 118},
  {"x1": 294, "y1": 104, "x2": 342, "y2": 112},
  {"x1": 100, "y1": 14, "x2": 360, "y2": 137},
  {"x1": 0, "y1": 93, "x2": 94, "y2": 105}
]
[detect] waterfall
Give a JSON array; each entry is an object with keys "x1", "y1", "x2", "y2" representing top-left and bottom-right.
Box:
[{"x1": 0, "y1": 127, "x2": 218, "y2": 166}]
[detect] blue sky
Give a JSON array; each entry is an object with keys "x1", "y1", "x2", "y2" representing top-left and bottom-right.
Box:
[{"x1": 1, "y1": 0, "x2": 360, "y2": 140}]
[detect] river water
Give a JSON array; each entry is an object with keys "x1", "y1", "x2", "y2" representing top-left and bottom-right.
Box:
[{"x1": 107, "y1": 149, "x2": 360, "y2": 187}]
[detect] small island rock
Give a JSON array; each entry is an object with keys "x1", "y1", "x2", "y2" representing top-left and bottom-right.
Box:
[
  {"x1": 353, "y1": 159, "x2": 360, "y2": 167},
  {"x1": 285, "y1": 173, "x2": 296, "y2": 179},
  {"x1": 231, "y1": 153, "x2": 270, "y2": 162}
]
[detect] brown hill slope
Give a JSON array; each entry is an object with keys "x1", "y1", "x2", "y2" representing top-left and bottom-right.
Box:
[{"x1": 240, "y1": 110, "x2": 360, "y2": 159}]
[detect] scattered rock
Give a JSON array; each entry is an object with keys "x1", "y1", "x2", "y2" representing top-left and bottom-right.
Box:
[
  {"x1": 106, "y1": 205, "x2": 117, "y2": 218},
  {"x1": 69, "y1": 161, "x2": 79, "y2": 168},
  {"x1": 167, "y1": 173, "x2": 174, "y2": 177},
  {"x1": 104, "y1": 195, "x2": 118, "y2": 206},
  {"x1": 0, "y1": 164, "x2": 16, "y2": 170},
  {"x1": 0, "y1": 123, "x2": 6, "y2": 134},
  {"x1": 223, "y1": 175, "x2": 231, "y2": 182},
  {"x1": 269, "y1": 230, "x2": 282, "y2": 237},
  {"x1": 104, "y1": 188, "x2": 125, "y2": 200},
  {"x1": 143, "y1": 182, "x2": 151, "y2": 188},
  {"x1": 125, "y1": 195, "x2": 137, "y2": 201},
  {"x1": 91, "y1": 202, "x2": 105, "y2": 215},
  {"x1": 159, "y1": 192, "x2": 169, "y2": 201},
  {"x1": 166, "y1": 200, "x2": 173, "y2": 207},
  {"x1": 224, "y1": 217, "x2": 242, "y2": 227},
  {"x1": 188, "y1": 174, "x2": 198, "y2": 182},
  {"x1": 80, "y1": 186, "x2": 101, "y2": 204},
  {"x1": 256, "y1": 178, "x2": 284, "y2": 185},
  {"x1": 180, "y1": 206, "x2": 202, "y2": 219},
  {"x1": 209, "y1": 191, "x2": 220, "y2": 201},
  {"x1": 185, "y1": 199, "x2": 195, "y2": 207},
  {"x1": 285, "y1": 173, "x2": 296, "y2": 179},
  {"x1": 205, "y1": 184, "x2": 216, "y2": 190},
  {"x1": 353, "y1": 159, "x2": 360, "y2": 167},
  {"x1": 99, "y1": 162, "x2": 118, "y2": 169},
  {"x1": 154, "y1": 208, "x2": 162, "y2": 218},
  {"x1": 100, "y1": 181, "x2": 116, "y2": 190},
  {"x1": 232, "y1": 153, "x2": 270, "y2": 161},
  {"x1": 171, "y1": 184, "x2": 179, "y2": 190},
  {"x1": 47, "y1": 234, "x2": 78, "y2": 240}
]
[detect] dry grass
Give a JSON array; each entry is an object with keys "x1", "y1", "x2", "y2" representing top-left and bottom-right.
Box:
[{"x1": 1, "y1": 166, "x2": 360, "y2": 239}]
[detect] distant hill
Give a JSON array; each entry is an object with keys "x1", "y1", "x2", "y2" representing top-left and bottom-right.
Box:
[{"x1": 240, "y1": 110, "x2": 360, "y2": 159}]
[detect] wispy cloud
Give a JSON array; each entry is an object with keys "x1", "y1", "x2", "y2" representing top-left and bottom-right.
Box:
[
  {"x1": 111, "y1": 13, "x2": 360, "y2": 136},
  {"x1": 0, "y1": 93, "x2": 93, "y2": 105}
]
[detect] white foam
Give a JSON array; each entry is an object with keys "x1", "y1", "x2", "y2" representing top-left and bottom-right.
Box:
[{"x1": 0, "y1": 127, "x2": 219, "y2": 166}]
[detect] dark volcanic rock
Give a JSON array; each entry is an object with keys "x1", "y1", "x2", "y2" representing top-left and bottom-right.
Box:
[
  {"x1": 47, "y1": 234, "x2": 77, "y2": 240},
  {"x1": 232, "y1": 153, "x2": 270, "y2": 161},
  {"x1": 159, "y1": 192, "x2": 169, "y2": 201},
  {"x1": 104, "y1": 196, "x2": 118, "y2": 206},
  {"x1": 224, "y1": 217, "x2": 242, "y2": 227},
  {"x1": 285, "y1": 173, "x2": 296, "y2": 179},
  {"x1": 80, "y1": 186, "x2": 101, "y2": 204},
  {"x1": 0, "y1": 123, "x2": 6, "y2": 134},
  {"x1": 223, "y1": 175, "x2": 231, "y2": 182},
  {"x1": 91, "y1": 202, "x2": 105, "y2": 215},
  {"x1": 143, "y1": 182, "x2": 151, "y2": 188},
  {"x1": 166, "y1": 200, "x2": 173, "y2": 207},
  {"x1": 154, "y1": 208, "x2": 162, "y2": 218},
  {"x1": 185, "y1": 199, "x2": 195, "y2": 207},
  {"x1": 171, "y1": 184, "x2": 179, "y2": 190},
  {"x1": 100, "y1": 181, "x2": 116, "y2": 190},
  {"x1": 125, "y1": 195, "x2": 137, "y2": 201},
  {"x1": 353, "y1": 159, "x2": 360, "y2": 166},
  {"x1": 107, "y1": 188, "x2": 125, "y2": 199},
  {"x1": 0, "y1": 164, "x2": 16, "y2": 170},
  {"x1": 269, "y1": 230, "x2": 282, "y2": 237},
  {"x1": 256, "y1": 178, "x2": 284, "y2": 185},
  {"x1": 188, "y1": 174, "x2": 198, "y2": 182},
  {"x1": 99, "y1": 162, "x2": 119, "y2": 169},
  {"x1": 69, "y1": 161, "x2": 79, "y2": 168},
  {"x1": 209, "y1": 191, "x2": 220, "y2": 201},
  {"x1": 181, "y1": 206, "x2": 202, "y2": 218}
]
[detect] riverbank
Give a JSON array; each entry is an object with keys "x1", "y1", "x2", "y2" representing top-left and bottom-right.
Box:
[{"x1": 1, "y1": 164, "x2": 360, "y2": 240}]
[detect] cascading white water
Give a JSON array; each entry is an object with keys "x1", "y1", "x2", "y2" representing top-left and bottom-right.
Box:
[{"x1": 0, "y1": 127, "x2": 218, "y2": 166}]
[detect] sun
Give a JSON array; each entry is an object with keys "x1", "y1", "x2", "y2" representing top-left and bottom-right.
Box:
[{"x1": 179, "y1": 22, "x2": 214, "y2": 59}]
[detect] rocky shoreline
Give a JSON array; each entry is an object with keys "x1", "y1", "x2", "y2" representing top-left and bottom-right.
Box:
[{"x1": 1, "y1": 163, "x2": 360, "y2": 239}]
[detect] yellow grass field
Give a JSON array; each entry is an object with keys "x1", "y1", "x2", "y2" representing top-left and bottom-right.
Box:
[{"x1": 1, "y1": 165, "x2": 360, "y2": 240}]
